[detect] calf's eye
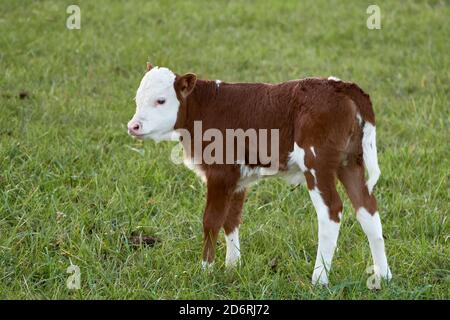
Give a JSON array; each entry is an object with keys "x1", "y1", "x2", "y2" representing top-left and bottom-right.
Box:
[{"x1": 156, "y1": 98, "x2": 166, "y2": 105}]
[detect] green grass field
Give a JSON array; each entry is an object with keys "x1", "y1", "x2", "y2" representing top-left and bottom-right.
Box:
[{"x1": 0, "y1": 0, "x2": 449, "y2": 299}]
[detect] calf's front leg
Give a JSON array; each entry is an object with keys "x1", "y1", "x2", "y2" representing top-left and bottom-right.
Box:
[
  {"x1": 201, "y1": 177, "x2": 234, "y2": 269},
  {"x1": 223, "y1": 191, "x2": 246, "y2": 267}
]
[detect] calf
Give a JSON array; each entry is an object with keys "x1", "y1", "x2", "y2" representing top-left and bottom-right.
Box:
[{"x1": 127, "y1": 63, "x2": 392, "y2": 285}]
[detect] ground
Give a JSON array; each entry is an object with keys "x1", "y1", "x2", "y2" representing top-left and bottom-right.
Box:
[{"x1": 0, "y1": 0, "x2": 448, "y2": 299}]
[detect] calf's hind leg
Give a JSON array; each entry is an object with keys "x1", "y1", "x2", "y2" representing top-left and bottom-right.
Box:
[
  {"x1": 291, "y1": 143, "x2": 343, "y2": 285},
  {"x1": 338, "y1": 162, "x2": 392, "y2": 280},
  {"x1": 307, "y1": 167, "x2": 343, "y2": 286},
  {"x1": 293, "y1": 145, "x2": 344, "y2": 285}
]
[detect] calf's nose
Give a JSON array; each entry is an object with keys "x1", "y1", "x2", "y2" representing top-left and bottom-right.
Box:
[{"x1": 127, "y1": 120, "x2": 142, "y2": 135}]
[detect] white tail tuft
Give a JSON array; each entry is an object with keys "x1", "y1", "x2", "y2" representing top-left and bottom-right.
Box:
[{"x1": 362, "y1": 123, "x2": 381, "y2": 194}]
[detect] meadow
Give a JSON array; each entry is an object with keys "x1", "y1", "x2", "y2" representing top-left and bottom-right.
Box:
[{"x1": 0, "y1": 0, "x2": 448, "y2": 299}]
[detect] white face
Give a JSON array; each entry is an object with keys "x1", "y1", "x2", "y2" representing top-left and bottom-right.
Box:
[{"x1": 127, "y1": 67, "x2": 180, "y2": 142}]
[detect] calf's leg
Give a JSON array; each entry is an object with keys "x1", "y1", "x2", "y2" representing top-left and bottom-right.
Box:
[
  {"x1": 291, "y1": 143, "x2": 343, "y2": 285},
  {"x1": 338, "y1": 162, "x2": 392, "y2": 280},
  {"x1": 202, "y1": 175, "x2": 236, "y2": 269},
  {"x1": 223, "y1": 191, "x2": 246, "y2": 267},
  {"x1": 307, "y1": 168, "x2": 343, "y2": 285}
]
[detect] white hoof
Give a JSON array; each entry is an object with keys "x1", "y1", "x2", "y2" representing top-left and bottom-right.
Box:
[
  {"x1": 381, "y1": 267, "x2": 392, "y2": 281},
  {"x1": 312, "y1": 268, "x2": 329, "y2": 286},
  {"x1": 201, "y1": 261, "x2": 214, "y2": 271},
  {"x1": 225, "y1": 256, "x2": 241, "y2": 268}
]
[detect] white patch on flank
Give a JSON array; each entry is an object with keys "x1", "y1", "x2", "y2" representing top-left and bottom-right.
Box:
[
  {"x1": 310, "y1": 169, "x2": 317, "y2": 185},
  {"x1": 183, "y1": 157, "x2": 206, "y2": 183},
  {"x1": 289, "y1": 143, "x2": 308, "y2": 172},
  {"x1": 310, "y1": 146, "x2": 316, "y2": 158},
  {"x1": 234, "y1": 143, "x2": 312, "y2": 192},
  {"x1": 259, "y1": 167, "x2": 278, "y2": 176},
  {"x1": 235, "y1": 160, "x2": 306, "y2": 192},
  {"x1": 130, "y1": 66, "x2": 179, "y2": 142},
  {"x1": 225, "y1": 228, "x2": 240, "y2": 267},
  {"x1": 235, "y1": 165, "x2": 261, "y2": 192},
  {"x1": 215, "y1": 80, "x2": 222, "y2": 88},
  {"x1": 362, "y1": 123, "x2": 381, "y2": 194},
  {"x1": 328, "y1": 76, "x2": 341, "y2": 82},
  {"x1": 357, "y1": 208, "x2": 392, "y2": 280},
  {"x1": 309, "y1": 187, "x2": 341, "y2": 285},
  {"x1": 281, "y1": 167, "x2": 305, "y2": 185},
  {"x1": 240, "y1": 165, "x2": 259, "y2": 178},
  {"x1": 356, "y1": 112, "x2": 363, "y2": 126}
]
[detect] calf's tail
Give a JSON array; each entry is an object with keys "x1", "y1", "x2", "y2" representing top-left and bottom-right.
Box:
[{"x1": 341, "y1": 82, "x2": 381, "y2": 194}]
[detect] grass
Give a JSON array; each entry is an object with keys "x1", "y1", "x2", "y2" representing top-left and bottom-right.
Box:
[{"x1": 0, "y1": 0, "x2": 449, "y2": 299}]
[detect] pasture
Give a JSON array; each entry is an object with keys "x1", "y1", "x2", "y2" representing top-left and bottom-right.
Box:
[{"x1": 0, "y1": 0, "x2": 448, "y2": 299}]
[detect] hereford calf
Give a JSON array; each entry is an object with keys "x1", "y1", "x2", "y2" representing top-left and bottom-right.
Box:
[{"x1": 127, "y1": 64, "x2": 392, "y2": 285}]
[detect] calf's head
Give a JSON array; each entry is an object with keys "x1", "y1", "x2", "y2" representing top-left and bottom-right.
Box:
[{"x1": 127, "y1": 64, "x2": 197, "y2": 141}]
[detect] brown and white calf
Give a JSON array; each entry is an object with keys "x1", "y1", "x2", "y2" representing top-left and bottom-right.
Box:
[{"x1": 127, "y1": 64, "x2": 392, "y2": 285}]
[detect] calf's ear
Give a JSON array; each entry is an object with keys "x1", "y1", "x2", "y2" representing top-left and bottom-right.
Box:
[
  {"x1": 146, "y1": 62, "x2": 153, "y2": 72},
  {"x1": 176, "y1": 73, "x2": 197, "y2": 98}
]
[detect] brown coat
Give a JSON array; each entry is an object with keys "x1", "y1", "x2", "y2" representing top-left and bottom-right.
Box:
[{"x1": 172, "y1": 75, "x2": 378, "y2": 263}]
